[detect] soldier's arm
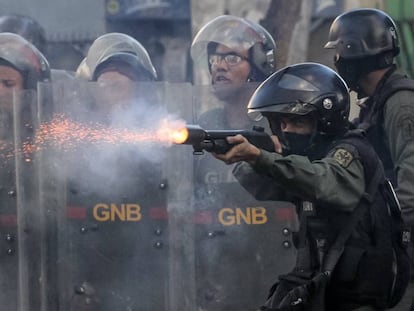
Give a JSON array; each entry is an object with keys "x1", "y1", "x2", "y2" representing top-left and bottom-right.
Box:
[
  {"x1": 242, "y1": 146, "x2": 365, "y2": 211},
  {"x1": 384, "y1": 91, "x2": 414, "y2": 225},
  {"x1": 233, "y1": 162, "x2": 292, "y2": 201}
]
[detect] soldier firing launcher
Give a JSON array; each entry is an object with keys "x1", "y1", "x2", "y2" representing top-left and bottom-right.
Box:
[{"x1": 175, "y1": 124, "x2": 275, "y2": 154}]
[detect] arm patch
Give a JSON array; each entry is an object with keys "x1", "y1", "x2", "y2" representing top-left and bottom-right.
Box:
[
  {"x1": 333, "y1": 148, "x2": 354, "y2": 168},
  {"x1": 400, "y1": 115, "x2": 414, "y2": 141}
]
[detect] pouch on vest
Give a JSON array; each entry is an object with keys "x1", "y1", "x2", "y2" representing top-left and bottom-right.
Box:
[{"x1": 258, "y1": 269, "x2": 330, "y2": 311}]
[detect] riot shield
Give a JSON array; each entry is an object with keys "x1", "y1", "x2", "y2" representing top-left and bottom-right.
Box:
[
  {"x1": 0, "y1": 90, "x2": 39, "y2": 311},
  {"x1": 192, "y1": 84, "x2": 298, "y2": 311},
  {"x1": 13, "y1": 80, "x2": 298, "y2": 311},
  {"x1": 15, "y1": 80, "x2": 195, "y2": 311}
]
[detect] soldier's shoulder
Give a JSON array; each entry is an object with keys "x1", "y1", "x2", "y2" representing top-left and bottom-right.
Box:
[
  {"x1": 197, "y1": 108, "x2": 225, "y2": 128},
  {"x1": 328, "y1": 132, "x2": 368, "y2": 163}
]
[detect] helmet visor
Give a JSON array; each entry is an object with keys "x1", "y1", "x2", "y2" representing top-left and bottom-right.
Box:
[
  {"x1": 191, "y1": 16, "x2": 265, "y2": 64},
  {"x1": 248, "y1": 102, "x2": 315, "y2": 121},
  {"x1": 324, "y1": 36, "x2": 374, "y2": 59},
  {"x1": 0, "y1": 32, "x2": 47, "y2": 76},
  {"x1": 93, "y1": 53, "x2": 156, "y2": 82},
  {"x1": 248, "y1": 72, "x2": 319, "y2": 119},
  {"x1": 82, "y1": 33, "x2": 157, "y2": 81}
]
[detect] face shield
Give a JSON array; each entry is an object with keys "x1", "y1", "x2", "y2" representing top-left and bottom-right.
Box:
[
  {"x1": 248, "y1": 63, "x2": 350, "y2": 152},
  {"x1": 248, "y1": 72, "x2": 319, "y2": 156},
  {"x1": 0, "y1": 32, "x2": 50, "y2": 89},
  {"x1": 247, "y1": 72, "x2": 318, "y2": 122},
  {"x1": 92, "y1": 53, "x2": 156, "y2": 82},
  {"x1": 191, "y1": 15, "x2": 276, "y2": 82},
  {"x1": 77, "y1": 32, "x2": 157, "y2": 81}
]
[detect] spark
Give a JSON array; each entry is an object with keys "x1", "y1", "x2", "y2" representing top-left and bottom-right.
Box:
[{"x1": 1, "y1": 114, "x2": 188, "y2": 163}]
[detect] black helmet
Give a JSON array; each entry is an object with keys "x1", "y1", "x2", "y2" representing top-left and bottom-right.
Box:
[
  {"x1": 0, "y1": 14, "x2": 46, "y2": 55},
  {"x1": 76, "y1": 32, "x2": 157, "y2": 81},
  {"x1": 324, "y1": 8, "x2": 399, "y2": 59},
  {"x1": 248, "y1": 62, "x2": 350, "y2": 135},
  {"x1": 0, "y1": 32, "x2": 51, "y2": 89},
  {"x1": 324, "y1": 8, "x2": 399, "y2": 91},
  {"x1": 191, "y1": 15, "x2": 276, "y2": 81}
]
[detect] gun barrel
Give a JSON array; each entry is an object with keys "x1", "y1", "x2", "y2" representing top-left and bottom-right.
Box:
[
  {"x1": 181, "y1": 125, "x2": 207, "y2": 144},
  {"x1": 175, "y1": 124, "x2": 274, "y2": 154}
]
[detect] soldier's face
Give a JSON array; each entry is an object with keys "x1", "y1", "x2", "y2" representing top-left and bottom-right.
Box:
[
  {"x1": 269, "y1": 114, "x2": 315, "y2": 135},
  {"x1": 267, "y1": 114, "x2": 316, "y2": 156},
  {"x1": 96, "y1": 70, "x2": 136, "y2": 113},
  {"x1": 210, "y1": 44, "x2": 251, "y2": 100},
  {"x1": 0, "y1": 65, "x2": 24, "y2": 141},
  {"x1": 0, "y1": 65, "x2": 24, "y2": 98}
]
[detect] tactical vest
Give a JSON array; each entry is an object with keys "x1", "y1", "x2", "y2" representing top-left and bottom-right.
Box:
[
  {"x1": 295, "y1": 130, "x2": 409, "y2": 309},
  {"x1": 357, "y1": 68, "x2": 414, "y2": 185}
]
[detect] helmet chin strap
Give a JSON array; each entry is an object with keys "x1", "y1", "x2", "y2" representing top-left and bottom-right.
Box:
[
  {"x1": 248, "y1": 66, "x2": 267, "y2": 82},
  {"x1": 245, "y1": 66, "x2": 255, "y2": 82}
]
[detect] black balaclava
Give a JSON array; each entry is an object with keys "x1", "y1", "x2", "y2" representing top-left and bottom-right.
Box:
[
  {"x1": 267, "y1": 115, "x2": 315, "y2": 156},
  {"x1": 282, "y1": 132, "x2": 313, "y2": 156},
  {"x1": 334, "y1": 52, "x2": 394, "y2": 95}
]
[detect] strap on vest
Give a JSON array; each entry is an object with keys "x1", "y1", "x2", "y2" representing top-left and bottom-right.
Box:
[
  {"x1": 295, "y1": 157, "x2": 384, "y2": 274},
  {"x1": 323, "y1": 160, "x2": 384, "y2": 273},
  {"x1": 295, "y1": 201, "x2": 313, "y2": 270}
]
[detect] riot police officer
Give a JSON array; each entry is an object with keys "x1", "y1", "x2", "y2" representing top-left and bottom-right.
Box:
[
  {"x1": 190, "y1": 16, "x2": 296, "y2": 311},
  {"x1": 0, "y1": 32, "x2": 50, "y2": 140},
  {"x1": 191, "y1": 15, "x2": 276, "y2": 129},
  {"x1": 214, "y1": 62, "x2": 407, "y2": 310},
  {"x1": 76, "y1": 32, "x2": 157, "y2": 83},
  {"x1": 76, "y1": 32, "x2": 157, "y2": 122},
  {"x1": 324, "y1": 8, "x2": 414, "y2": 310},
  {"x1": 0, "y1": 32, "x2": 50, "y2": 188},
  {"x1": 0, "y1": 32, "x2": 50, "y2": 90},
  {"x1": 0, "y1": 14, "x2": 77, "y2": 81},
  {"x1": 68, "y1": 32, "x2": 169, "y2": 311}
]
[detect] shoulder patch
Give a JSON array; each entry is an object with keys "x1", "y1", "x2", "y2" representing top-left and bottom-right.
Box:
[
  {"x1": 400, "y1": 115, "x2": 414, "y2": 141},
  {"x1": 333, "y1": 148, "x2": 354, "y2": 168}
]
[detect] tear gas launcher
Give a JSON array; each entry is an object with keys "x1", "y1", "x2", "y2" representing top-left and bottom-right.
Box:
[{"x1": 172, "y1": 124, "x2": 275, "y2": 154}]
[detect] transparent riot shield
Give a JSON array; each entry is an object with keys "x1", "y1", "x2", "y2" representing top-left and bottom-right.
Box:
[
  {"x1": 0, "y1": 90, "x2": 39, "y2": 311},
  {"x1": 15, "y1": 80, "x2": 195, "y2": 311},
  {"x1": 192, "y1": 83, "x2": 298, "y2": 311}
]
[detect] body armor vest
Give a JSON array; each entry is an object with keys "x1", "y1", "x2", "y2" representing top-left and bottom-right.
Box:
[
  {"x1": 357, "y1": 68, "x2": 414, "y2": 185},
  {"x1": 295, "y1": 131, "x2": 379, "y2": 269},
  {"x1": 294, "y1": 130, "x2": 409, "y2": 309}
]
